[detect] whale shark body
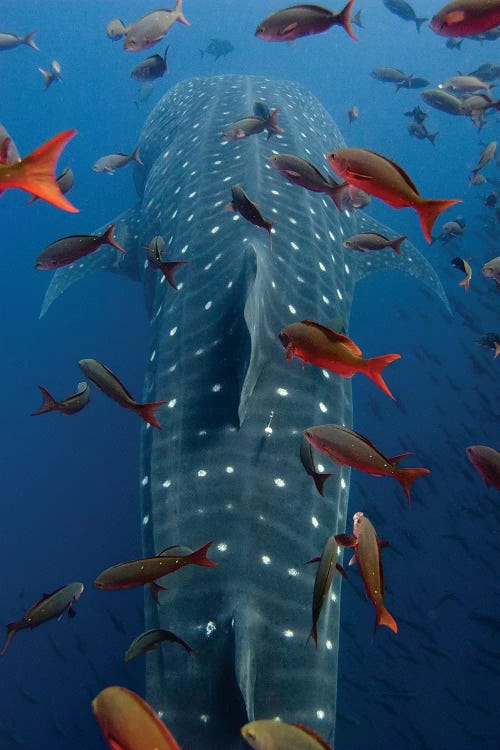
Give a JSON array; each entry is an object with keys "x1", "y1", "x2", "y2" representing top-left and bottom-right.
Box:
[{"x1": 42, "y1": 75, "x2": 447, "y2": 749}]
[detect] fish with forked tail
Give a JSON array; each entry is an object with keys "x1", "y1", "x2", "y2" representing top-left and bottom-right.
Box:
[
  {"x1": 226, "y1": 184, "x2": 274, "y2": 250},
  {"x1": 255, "y1": 0, "x2": 358, "y2": 42},
  {"x1": 31, "y1": 382, "x2": 90, "y2": 416}
]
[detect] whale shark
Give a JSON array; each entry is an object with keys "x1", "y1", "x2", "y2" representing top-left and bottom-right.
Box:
[{"x1": 41, "y1": 74, "x2": 448, "y2": 750}]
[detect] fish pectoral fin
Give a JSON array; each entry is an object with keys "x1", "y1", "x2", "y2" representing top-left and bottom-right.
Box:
[
  {"x1": 347, "y1": 169, "x2": 373, "y2": 181},
  {"x1": 389, "y1": 452, "x2": 413, "y2": 464},
  {"x1": 305, "y1": 555, "x2": 322, "y2": 565},
  {"x1": 67, "y1": 605, "x2": 77, "y2": 618},
  {"x1": 279, "y1": 22, "x2": 299, "y2": 36}
]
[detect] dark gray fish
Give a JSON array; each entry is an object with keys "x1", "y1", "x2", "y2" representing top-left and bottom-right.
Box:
[
  {"x1": 371, "y1": 67, "x2": 412, "y2": 85},
  {"x1": 347, "y1": 105, "x2": 359, "y2": 123},
  {"x1": 225, "y1": 184, "x2": 274, "y2": 249},
  {"x1": 269, "y1": 153, "x2": 348, "y2": 211},
  {"x1": 28, "y1": 166, "x2": 74, "y2": 204},
  {"x1": 382, "y1": 0, "x2": 428, "y2": 32},
  {"x1": 200, "y1": 38, "x2": 234, "y2": 60},
  {"x1": 31, "y1": 381, "x2": 90, "y2": 416},
  {"x1": 131, "y1": 47, "x2": 169, "y2": 81},
  {"x1": 93, "y1": 146, "x2": 143, "y2": 174},
  {"x1": 300, "y1": 439, "x2": 333, "y2": 496},
  {"x1": 466, "y1": 63, "x2": 500, "y2": 82},
  {"x1": 0, "y1": 582, "x2": 84, "y2": 656},
  {"x1": 408, "y1": 121, "x2": 438, "y2": 144},
  {"x1": 307, "y1": 536, "x2": 347, "y2": 647},
  {"x1": 145, "y1": 235, "x2": 187, "y2": 289},
  {"x1": 35, "y1": 225, "x2": 125, "y2": 270},
  {"x1": 78, "y1": 358, "x2": 167, "y2": 429},
  {"x1": 475, "y1": 332, "x2": 500, "y2": 357},
  {"x1": 0, "y1": 30, "x2": 38, "y2": 50},
  {"x1": 404, "y1": 105, "x2": 428, "y2": 123},
  {"x1": 396, "y1": 76, "x2": 430, "y2": 91},
  {"x1": 125, "y1": 628, "x2": 194, "y2": 662}
]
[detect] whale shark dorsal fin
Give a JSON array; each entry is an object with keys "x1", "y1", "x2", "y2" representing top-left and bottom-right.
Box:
[{"x1": 40, "y1": 204, "x2": 142, "y2": 317}]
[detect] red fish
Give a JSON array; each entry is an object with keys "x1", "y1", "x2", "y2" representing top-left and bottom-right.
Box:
[
  {"x1": 279, "y1": 319, "x2": 400, "y2": 399},
  {"x1": 326, "y1": 147, "x2": 460, "y2": 243},
  {"x1": 0, "y1": 130, "x2": 78, "y2": 211},
  {"x1": 430, "y1": 0, "x2": 500, "y2": 37},
  {"x1": 336, "y1": 511, "x2": 397, "y2": 633}
]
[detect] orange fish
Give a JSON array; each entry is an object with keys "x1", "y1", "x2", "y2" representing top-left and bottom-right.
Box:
[
  {"x1": 326, "y1": 147, "x2": 460, "y2": 243},
  {"x1": 279, "y1": 319, "x2": 400, "y2": 399},
  {"x1": 0, "y1": 130, "x2": 78, "y2": 212},
  {"x1": 336, "y1": 511, "x2": 397, "y2": 633},
  {"x1": 92, "y1": 686, "x2": 183, "y2": 750}
]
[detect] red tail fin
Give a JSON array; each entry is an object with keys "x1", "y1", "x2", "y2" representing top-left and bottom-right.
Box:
[
  {"x1": 416, "y1": 198, "x2": 461, "y2": 243},
  {"x1": 363, "y1": 353, "x2": 400, "y2": 399},
  {"x1": 31, "y1": 385, "x2": 58, "y2": 416},
  {"x1": 267, "y1": 109, "x2": 284, "y2": 135},
  {"x1": 396, "y1": 466, "x2": 430, "y2": 505},
  {"x1": 338, "y1": 0, "x2": 358, "y2": 41},
  {"x1": 101, "y1": 224, "x2": 126, "y2": 254},
  {"x1": 161, "y1": 260, "x2": 188, "y2": 290},
  {"x1": 133, "y1": 400, "x2": 167, "y2": 429},
  {"x1": 376, "y1": 605, "x2": 398, "y2": 633},
  {"x1": 0, "y1": 623, "x2": 19, "y2": 656},
  {"x1": 15, "y1": 130, "x2": 78, "y2": 212},
  {"x1": 187, "y1": 541, "x2": 218, "y2": 568}
]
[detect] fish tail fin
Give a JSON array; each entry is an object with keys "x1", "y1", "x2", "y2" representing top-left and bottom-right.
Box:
[
  {"x1": 0, "y1": 623, "x2": 19, "y2": 656},
  {"x1": 396, "y1": 467, "x2": 431, "y2": 505},
  {"x1": 160, "y1": 260, "x2": 187, "y2": 289},
  {"x1": 389, "y1": 235, "x2": 407, "y2": 255},
  {"x1": 188, "y1": 540, "x2": 218, "y2": 567},
  {"x1": 132, "y1": 145, "x2": 143, "y2": 166},
  {"x1": 31, "y1": 385, "x2": 58, "y2": 416},
  {"x1": 459, "y1": 276, "x2": 470, "y2": 293},
  {"x1": 38, "y1": 67, "x2": 52, "y2": 89},
  {"x1": 313, "y1": 472, "x2": 333, "y2": 496},
  {"x1": 338, "y1": 0, "x2": 357, "y2": 41},
  {"x1": 376, "y1": 605, "x2": 398, "y2": 633},
  {"x1": 428, "y1": 131, "x2": 439, "y2": 146},
  {"x1": 267, "y1": 108, "x2": 284, "y2": 135},
  {"x1": 414, "y1": 17, "x2": 428, "y2": 33},
  {"x1": 494, "y1": 342, "x2": 500, "y2": 359},
  {"x1": 175, "y1": 0, "x2": 190, "y2": 25},
  {"x1": 16, "y1": 130, "x2": 78, "y2": 212},
  {"x1": 102, "y1": 224, "x2": 126, "y2": 254},
  {"x1": 133, "y1": 400, "x2": 167, "y2": 429},
  {"x1": 22, "y1": 30, "x2": 38, "y2": 50},
  {"x1": 416, "y1": 198, "x2": 461, "y2": 243},
  {"x1": 308, "y1": 626, "x2": 318, "y2": 648},
  {"x1": 363, "y1": 353, "x2": 400, "y2": 399}
]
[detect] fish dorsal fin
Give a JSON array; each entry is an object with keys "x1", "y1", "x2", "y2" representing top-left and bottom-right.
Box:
[
  {"x1": 301, "y1": 320, "x2": 362, "y2": 355},
  {"x1": 289, "y1": 723, "x2": 333, "y2": 750},
  {"x1": 389, "y1": 452, "x2": 413, "y2": 464},
  {"x1": 337, "y1": 425, "x2": 386, "y2": 457},
  {"x1": 362, "y1": 149, "x2": 420, "y2": 196}
]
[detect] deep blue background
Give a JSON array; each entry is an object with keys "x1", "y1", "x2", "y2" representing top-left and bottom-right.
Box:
[{"x1": 0, "y1": 1, "x2": 498, "y2": 748}]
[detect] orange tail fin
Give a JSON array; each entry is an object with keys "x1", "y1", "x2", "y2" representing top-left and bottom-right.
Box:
[
  {"x1": 459, "y1": 277, "x2": 470, "y2": 293},
  {"x1": 396, "y1": 466, "x2": 430, "y2": 505},
  {"x1": 17, "y1": 130, "x2": 78, "y2": 212},
  {"x1": 363, "y1": 353, "x2": 401, "y2": 399},
  {"x1": 187, "y1": 540, "x2": 218, "y2": 567},
  {"x1": 338, "y1": 0, "x2": 358, "y2": 41},
  {"x1": 133, "y1": 400, "x2": 167, "y2": 429},
  {"x1": 31, "y1": 385, "x2": 58, "y2": 416},
  {"x1": 376, "y1": 605, "x2": 398, "y2": 633},
  {"x1": 416, "y1": 198, "x2": 461, "y2": 244}
]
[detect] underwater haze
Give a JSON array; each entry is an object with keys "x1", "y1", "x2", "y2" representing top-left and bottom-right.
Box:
[{"x1": 0, "y1": 1, "x2": 499, "y2": 749}]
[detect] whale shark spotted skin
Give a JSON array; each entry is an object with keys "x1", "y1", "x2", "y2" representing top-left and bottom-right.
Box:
[{"x1": 42, "y1": 75, "x2": 447, "y2": 749}]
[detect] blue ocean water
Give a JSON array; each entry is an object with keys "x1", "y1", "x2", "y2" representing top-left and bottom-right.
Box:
[{"x1": 0, "y1": 1, "x2": 498, "y2": 748}]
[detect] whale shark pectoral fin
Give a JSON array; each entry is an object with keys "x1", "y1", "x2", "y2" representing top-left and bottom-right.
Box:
[
  {"x1": 39, "y1": 204, "x2": 143, "y2": 318},
  {"x1": 234, "y1": 607, "x2": 256, "y2": 722},
  {"x1": 350, "y1": 211, "x2": 451, "y2": 314}
]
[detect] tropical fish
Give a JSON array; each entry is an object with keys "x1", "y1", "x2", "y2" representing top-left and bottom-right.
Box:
[
  {"x1": 404, "y1": 105, "x2": 428, "y2": 123},
  {"x1": 430, "y1": 0, "x2": 500, "y2": 37},
  {"x1": 35, "y1": 225, "x2": 125, "y2": 270},
  {"x1": 0, "y1": 30, "x2": 38, "y2": 50},
  {"x1": 122, "y1": 1, "x2": 190, "y2": 51},
  {"x1": 225, "y1": 184, "x2": 274, "y2": 249},
  {"x1": 300, "y1": 439, "x2": 333, "y2": 496},
  {"x1": 396, "y1": 75, "x2": 430, "y2": 92},
  {"x1": 475, "y1": 332, "x2": 500, "y2": 358},
  {"x1": 343, "y1": 232, "x2": 407, "y2": 255},
  {"x1": 0, "y1": 582, "x2": 84, "y2": 656},
  {"x1": 125, "y1": 628, "x2": 194, "y2": 662},
  {"x1": 242, "y1": 720, "x2": 333, "y2": 750},
  {"x1": 407, "y1": 122, "x2": 438, "y2": 145},
  {"x1": 303, "y1": 423, "x2": 430, "y2": 503},
  {"x1": 466, "y1": 445, "x2": 500, "y2": 489},
  {"x1": 0, "y1": 130, "x2": 78, "y2": 211},
  {"x1": 145, "y1": 235, "x2": 187, "y2": 289},
  {"x1": 38, "y1": 60, "x2": 62, "y2": 90},
  {"x1": 200, "y1": 38, "x2": 234, "y2": 60},
  {"x1": 347, "y1": 105, "x2": 358, "y2": 124},
  {"x1": 371, "y1": 67, "x2": 413, "y2": 86},
  {"x1": 41, "y1": 74, "x2": 449, "y2": 749},
  {"x1": 221, "y1": 110, "x2": 283, "y2": 141},
  {"x1": 326, "y1": 146, "x2": 461, "y2": 243},
  {"x1": 78, "y1": 358, "x2": 167, "y2": 429},
  {"x1": 31, "y1": 381, "x2": 90, "y2": 416},
  {"x1": 131, "y1": 47, "x2": 169, "y2": 81},
  {"x1": 94, "y1": 541, "x2": 217, "y2": 602},
  {"x1": 269, "y1": 153, "x2": 347, "y2": 211},
  {"x1": 451, "y1": 256, "x2": 472, "y2": 292},
  {"x1": 335, "y1": 511, "x2": 397, "y2": 632},
  {"x1": 93, "y1": 146, "x2": 143, "y2": 174},
  {"x1": 92, "y1": 686, "x2": 183, "y2": 750},
  {"x1": 382, "y1": 0, "x2": 428, "y2": 32},
  {"x1": 279, "y1": 319, "x2": 400, "y2": 399},
  {"x1": 255, "y1": 1, "x2": 357, "y2": 42},
  {"x1": 307, "y1": 535, "x2": 347, "y2": 647}
]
